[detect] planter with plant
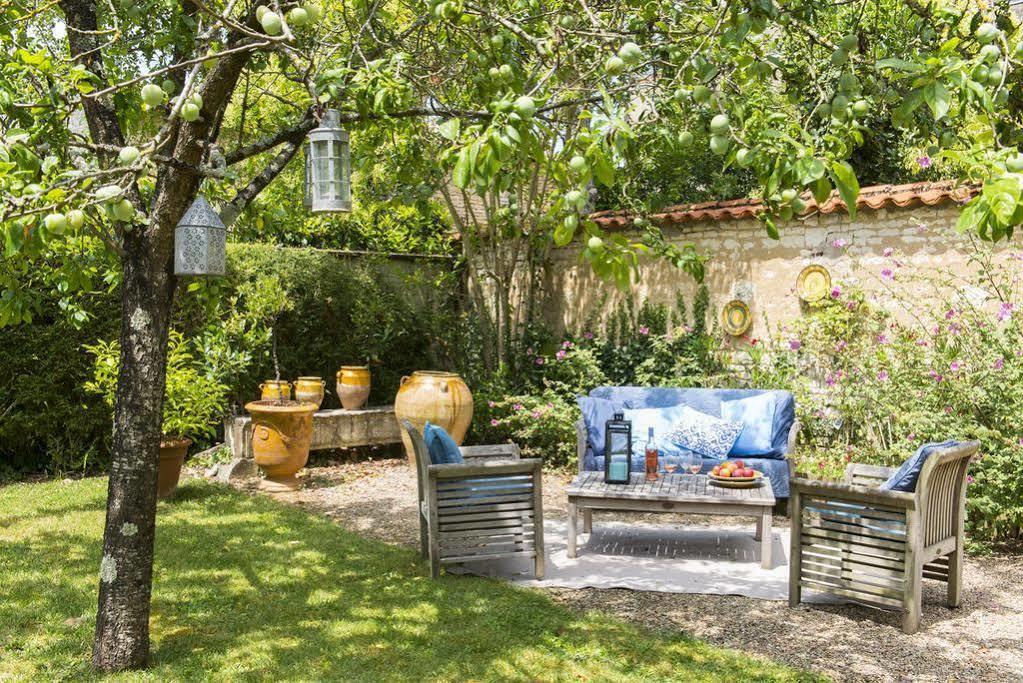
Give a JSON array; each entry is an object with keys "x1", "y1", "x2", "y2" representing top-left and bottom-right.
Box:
[{"x1": 87, "y1": 332, "x2": 228, "y2": 498}]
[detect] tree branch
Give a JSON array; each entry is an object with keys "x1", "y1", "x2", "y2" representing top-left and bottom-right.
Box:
[{"x1": 220, "y1": 137, "x2": 302, "y2": 226}]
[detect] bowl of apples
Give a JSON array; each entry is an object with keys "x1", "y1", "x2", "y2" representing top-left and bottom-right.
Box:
[{"x1": 708, "y1": 460, "x2": 763, "y2": 488}]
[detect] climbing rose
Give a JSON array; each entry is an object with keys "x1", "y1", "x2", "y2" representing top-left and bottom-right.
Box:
[
  {"x1": 877, "y1": 370, "x2": 889, "y2": 381},
  {"x1": 998, "y1": 302, "x2": 1014, "y2": 322},
  {"x1": 638, "y1": 326, "x2": 649, "y2": 335},
  {"x1": 555, "y1": 350, "x2": 567, "y2": 361},
  {"x1": 881, "y1": 268, "x2": 894, "y2": 280},
  {"x1": 788, "y1": 339, "x2": 802, "y2": 351},
  {"x1": 534, "y1": 357, "x2": 544, "y2": 365},
  {"x1": 883, "y1": 247, "x2": 894, "y2": 257},
  {"x1": 916, "y1": 155, "x2": 932, "y2": 168},
  {"x1": 994, "y1": 357, "x2": 1005, "y2": 370},
  {"x1": 490, "y1": 418, "x2": 500, "y2": 426},
  {"x1": 832, "y1": 238, "x2": 848, "y2": 248},
  {"x1": 830, "y1": 286, "x2": 841, "y2": 299}
]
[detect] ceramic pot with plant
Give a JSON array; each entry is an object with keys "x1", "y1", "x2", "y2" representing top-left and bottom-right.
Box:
[
  {"x1": 260, "y1": 379, "x2": 291, "y2": 401},
  {"x1": 294, "y1": 376, "x2": 325, "y2": 408},
  {"x1": 245, "y1": 399, "x2": 317, "y2": 491},
  {"x1": 87, "y1": 332, "x2": 228, "y2": 499}
]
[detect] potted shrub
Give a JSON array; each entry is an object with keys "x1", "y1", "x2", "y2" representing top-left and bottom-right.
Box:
[{"x1": 87, "y1": 332, "x2": 228, "y2": 498}]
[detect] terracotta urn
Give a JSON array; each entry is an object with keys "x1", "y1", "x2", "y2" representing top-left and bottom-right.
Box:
[
  {"x1": 245, "y1": 400, "x2": 317, "y2": 491},
  {"x1": 394, "y1": 371, "x2": 473, "y2": 467},
  {"x1": 157, "y1": 437, "x2": 192, "y2": 499},
  {"x1": 336, "y1": 365, "x2": 371, "y2": 410},
  {"x1": 294, "y1": 376, "x2": 326, "y2": 408},
  {"x1": 260, "y1": 379, "x2": 292, "y2": 401}
]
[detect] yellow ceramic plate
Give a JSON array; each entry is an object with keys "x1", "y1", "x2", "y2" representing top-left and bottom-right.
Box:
[
  {"x1": 796, "y1": 264, "x2": 832, "y2": 302},
  {"x1": 721, "y1": 300, "x2": 752, "y2": 336}
]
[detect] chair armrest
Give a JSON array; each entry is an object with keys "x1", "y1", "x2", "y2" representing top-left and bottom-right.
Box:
[
  {"x1": 459, "y1": 443, "x2": 521, "y2": 461},
  {"x1": 428, "y1": 458, "x2": 542, "y2": 480},
  {"x1": 575, "y1": 419, "x2": 588, "y2": 475},
  {"x1": 791, "y1": 476, "x2": 916, "y2": 510},
  {"x1": 786, "y1": 419, "x2": 800, "y2": 454}
]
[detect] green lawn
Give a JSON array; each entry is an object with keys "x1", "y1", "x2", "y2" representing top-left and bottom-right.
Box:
[{"x1": 0, "y1": 478, "x2": 819, "y2": 682}]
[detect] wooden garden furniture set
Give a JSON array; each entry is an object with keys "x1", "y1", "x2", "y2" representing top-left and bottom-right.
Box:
[{"x1": 404, "y1": 417, "x2": 978, "y2": 634}]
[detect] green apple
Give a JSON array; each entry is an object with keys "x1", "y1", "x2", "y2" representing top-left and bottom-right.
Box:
[
  {"x1": 587, "y1": 235, "x2": 604, "y2": 252},
  {"x1": 677, "y1": 130, "x2": 694, "y2": 147},
  {"x1": 161, "y1": 79, "x2": 177, "y2": 95},
  {"x1": 67, "y1": 209, "x2": 85, "y2": 231},
  {"x1": 1007, "y1": 154, "x2": 1023, "y2": 172},
  {"x1": 255, "y1": 4, "x2": 269, "y2": 21},
  {"x1": 604, "y1": 56, "x2": 625, "y2": 76},
  {"x1": 513, "y1": 95, "x2": 536, "y2": 118},
  {"x1": 490, "y1": 34, "x2": 504, "y2": 49},
  {"x1": 118, "y1": 145, "x2": 140, "y2": 165},
  {"x1": 563, "y1": 214, "x2": 578, "y2": 230},
  {"x1": 303, "y1": 2, "x2": 322, "y2": 22},
  {"x1": 499, "y1": 64, "x2": 513, "y2": 80},
  {"x1": 568, "y1": 155, "x2": 588, "y2": 174},
  {"x1": 709, "y1": 135, "x2": 729, "y2": 155},
  {"x1": 112, "y1": 199, "x2": 135, "y2": 222},
  {"x1": 791, "y1": 196, "x2": 807, "y2": 213},
  {"x1": 288, "y1": 7, "x2": 308, "y2": 26},
  {"x1": 839, "y1": 34, "x2": 858, "y2": 52},
  {"x1": 44, "y1": 213, "x2": 67, "y2": 235},
  {"x1": 976, "y1": 22, "x2": 999, "y2": 45},
  {"x1": 565, "y1": 189, "x2": 585, "y2": 210},
  {"x1": 141, "y1": 83, "x2": 164, "y2": 107},
  {"x1": 852, "y1": 99, "x2": 869, "y2": 116},
  {"x1": 709, "y1": 113, "x2": 729, "y2": 134},
  {"x1": 260, "y1": 11, "x2": 283, "y2": 35},
  {"x1": 95, "y1": 184, "x2": 122, "y2": 202},
  {"x1": 618, "y1": 41, "x2": 644, "y2": 66},
  {"x1": 735, "y1": 147, "x2": 752, "y2": 167},
  {"x1": 980, "y1": 44, "x2": 1000, "y2": 63},
  {"x1": 692, "y1": 84, "x2": 711, "y2": 104},
  {"x1": 781, "y1": 188, "x2": 798, "y2": 203},
  {"x1": 180, "y1": 102, "x2": 201, "y2": 122}
]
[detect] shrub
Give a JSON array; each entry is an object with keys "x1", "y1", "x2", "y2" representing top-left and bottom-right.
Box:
[{"x1": 474, "y1": 391, "x2": 579, "y2": 468}]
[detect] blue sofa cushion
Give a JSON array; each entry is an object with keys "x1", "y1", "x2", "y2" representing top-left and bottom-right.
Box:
[
  {"x1": 577, "y1": 395, "x2": 628, "y2": 457},
  {"x1": 880, "y1": 440, "x2": 961, "y2": 492},
  {"x1": 588, "y1": 387, "x2": 794, "y2": 459},
  {"x1": 666, "y1": 407, "x2": 743, "y2": 458},
  {"x1": 623, "y1": 404, "x2": 693, "y2": 457},
  {"x1": 722, "y1": 393, "x2": 777, "y2": 456},
  {"x1": 423, "y1": 421, "x2": 463, "y2": 465}
]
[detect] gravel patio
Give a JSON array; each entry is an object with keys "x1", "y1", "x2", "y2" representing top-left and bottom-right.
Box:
[{"x1": 211, "y1": 457, "x2": 1023, "y2": 683}]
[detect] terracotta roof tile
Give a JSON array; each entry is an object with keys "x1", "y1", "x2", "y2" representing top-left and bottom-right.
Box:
[{"x1": 589, "y1": 180, "x2": 977, "y2": 229}]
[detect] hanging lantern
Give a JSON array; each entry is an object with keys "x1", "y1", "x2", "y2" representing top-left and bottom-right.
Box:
[
  {"x1": 304, "y1": 109, "x2": 351, "y2": 213},
  {"x1": 174, "y1": 196, "x2": 226, "y2": 276},
  {"x1": 603, "y1": 411, "x2": 632, "y2": 484}
]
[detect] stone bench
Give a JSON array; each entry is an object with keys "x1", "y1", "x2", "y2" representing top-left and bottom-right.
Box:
[{"x1": 225, "y1": 406, "x2": 401, "y2": 460}]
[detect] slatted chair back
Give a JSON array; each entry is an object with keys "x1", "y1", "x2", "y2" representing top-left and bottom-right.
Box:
[
  {"x1": 402, "y1": 420, "x2": 433, "y2": 557},
  {"x1": 915, "y1": 441, "x2": 978, "y2": 548}
]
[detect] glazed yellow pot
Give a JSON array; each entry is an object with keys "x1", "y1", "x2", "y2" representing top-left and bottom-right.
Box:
[
  {"x1": 294, "y1": 376, "x2": 325, "y2": 409},
  {"x1": 336, "y1": 365, "x2": 371, "y2": 411},
  {"x1": 394, "y1": 371, "x2": 473, "y2": 467},
  {"x1": 246, "y1": 400, "x2": 318, "y2": 491},
  {"x1": 260, "y1": 379, "x2": 292, "y2": 401}
]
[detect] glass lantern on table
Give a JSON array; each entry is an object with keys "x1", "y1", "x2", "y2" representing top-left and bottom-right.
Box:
[{"x1": 603, "y1": 411, "x2": 632, "y2": 484}]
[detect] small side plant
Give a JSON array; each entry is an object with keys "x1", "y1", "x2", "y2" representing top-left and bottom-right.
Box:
[{"x1": 86, "y1": 331, "x2": 228, "y2": 443}]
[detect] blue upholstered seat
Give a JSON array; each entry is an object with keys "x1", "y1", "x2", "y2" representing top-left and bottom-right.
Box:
[{"x1": 580, "y1": 387, "x2": 797, "y2": 498}]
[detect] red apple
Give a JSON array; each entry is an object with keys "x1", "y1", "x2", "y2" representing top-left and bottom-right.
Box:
[{"x1": 734, "y1": 460, "x2": 745, "y2": 468}]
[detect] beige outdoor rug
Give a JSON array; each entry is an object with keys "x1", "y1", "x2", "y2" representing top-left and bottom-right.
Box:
[{"x1": 453, "y1": 519, "x2": 839, "y2": 603}]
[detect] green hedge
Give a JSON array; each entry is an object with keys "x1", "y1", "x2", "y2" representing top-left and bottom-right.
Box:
[{"x1": 0, "y1": 243, "x2": 460, "y2": 477}]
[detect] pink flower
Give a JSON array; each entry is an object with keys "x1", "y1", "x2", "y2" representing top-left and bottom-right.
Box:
[
  {"x1": 583, "y1": 331, "x2": 594, "y2": 339},
  {"x1": 638, "y1": 326, "x2": 650, "y2": 335},
  {"x1": 929, "y1": 370, "x2": 944, "y2": 382},
  {"x1": 830, "y1": 286, "x2": 842, "y2": 299},
  {"x1": 561, "y1": 340, "x2": 573, "y2": 349},
  {"x1": 949, "y1": 360, "x2": 962, "y2": 372},
  {"x1": 881, "y1": 268, "x2": 894, "y2": 280},
  {"x1": 487, "y1": 400, "x2": 496, "y2": 408},
  {"x1": 531, "y1": 410, "x2": 542, "y2": 418},
  {"x1": 994, "y1": 357, "x2": 1005, "y2": 370},
  {"x1": 877, "y1": 333, "x2": 889, "y2": 344},
  {"x1": 967, "y1": 475, "x2": 974, "y2": 484},
  {"x1": 916, "y1": 339, "x2": 929, "y2": 347},
  {"x1": 944, "y1": 406, "x2": 953, "y2": 414},
  {"x1": 834, "y1": 340, "x2": 848, "y2": 352},
  {"x1": 832, "y1": 238, "x2": 848, "y2": 249},
  {"x1": 749, "y1": 337, "x2": 759, "y2": 346},
  {"x1": 546, "y1": 402, "x2": 554, "y2": 409},
  {"x1": 846, "y1": 301, "x2": 857, "y2": 311},
  {"x1": 534, "y1": 357, "x2": 544, "y2": 365},
  {"x1": 555, "y1": 350, "x2": 567, "y2": 360},
  {"x1": 490, "y1": 418, "x2": 500, "y2": 426},
  {"x1": 916, "y1": 155, "x2": 932, "y2": 169},
  {"x1": 883, "y1": 247, "x2": 894, "y2": 257},
  {"x1": 997, "y1": 302, "x2": 1014, "y2": 322},
  {"x1": 877, "y1": 370, "x2": 889, "y2": 381},
  {"x1": 945, "y1": 308, "x2": 957, "y2": 320},
  {"x1": 788, "y1": 339, "x2": 802, "y2": 351},
  {"x1": 513, "y1": 403, "x2": 524, "y2": 411},
  {"x1": 818, "y1": 461, "x2": 826, "y2": 470}
]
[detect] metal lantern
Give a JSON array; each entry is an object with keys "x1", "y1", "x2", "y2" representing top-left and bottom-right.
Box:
[
  {"x1": 304, "y1": 109, "x2": 351, "y2": 213},
  {"x1": 174, "y1": 196, "x2": 225, "y2": 276},
  {"x1": 604, "y1": 411, "x2": 632, "y2": 484}
]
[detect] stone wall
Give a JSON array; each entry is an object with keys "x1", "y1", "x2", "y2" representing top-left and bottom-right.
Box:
[{"x1": 542, "y1": 201, "x2": 1005, "y2": 339}]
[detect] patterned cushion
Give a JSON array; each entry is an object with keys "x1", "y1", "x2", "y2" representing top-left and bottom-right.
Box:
[
  {"x1": 623, "y1": 405, "x2": 693, "y2": 458},
  {"x1": 666, "y1": 406, "x2": 743, "y2": 459}
]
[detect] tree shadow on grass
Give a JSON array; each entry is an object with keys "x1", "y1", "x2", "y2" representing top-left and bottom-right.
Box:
[{"x1": 1, "y1": 478, "x2": 815, "y2": 682}]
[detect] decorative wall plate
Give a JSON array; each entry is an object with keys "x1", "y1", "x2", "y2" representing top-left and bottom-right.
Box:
[
  {"x1": 722, "y1": 299, "x2": 752, "y2": 336},
  {"x1": 796, "y1": 265, "x2": 832, "y2": 302}
]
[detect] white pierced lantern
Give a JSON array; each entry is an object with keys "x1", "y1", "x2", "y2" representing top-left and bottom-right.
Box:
[
  {"x1": 174, "y1": 196, "x2": 226, "y2": 276},
  {"x1": 304, "y1": 109, "x2": 352, "y2": 213}
]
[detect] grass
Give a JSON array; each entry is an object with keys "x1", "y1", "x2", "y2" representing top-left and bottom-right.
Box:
[{"x1": 0, "y1": 478, "x2": 820, "y2": 682}]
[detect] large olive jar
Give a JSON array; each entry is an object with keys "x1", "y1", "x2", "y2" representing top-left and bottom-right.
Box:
[
  {"x1": 246, "y1": 400, "x2": 317, "y2": 491},
  {"x1": 394, "y1": 371, "x2": 473, "y2": 467}
]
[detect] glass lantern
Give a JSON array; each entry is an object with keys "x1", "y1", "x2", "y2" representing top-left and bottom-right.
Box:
[
  {"x1": 174, "y1": 196, "x2": 225, "y2": 276},
  {"x1": 304, "y1": 109, "x2": 351, "y2": 213},
  {"x1": 604, "y1": 411, "x2": 632, "y2": 484}
]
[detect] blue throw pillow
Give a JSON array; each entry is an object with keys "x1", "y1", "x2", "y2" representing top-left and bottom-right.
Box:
[
  {"x1": 423, "y1": 421, "x2": 463, "y2": 465},
  {"x1": 722, "y1": 393, "x2": 777, "y2": 456},
  {"x1": 577, "y1": 396, "x2": 628, "y2": 456},
  {"x1": 879, "y1": 440, "x2": 960, "y2": 492},
  {"x1": 623, "y1": 404, "x2": 693, "y2": 458},
  {"x1": 666, "y1": 406, "x2": 744, "y2": 458}
]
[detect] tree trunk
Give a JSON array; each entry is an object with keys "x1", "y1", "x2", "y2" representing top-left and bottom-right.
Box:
[{"x1": 91, "y1": 227, "x2": 176, "y2": 671}]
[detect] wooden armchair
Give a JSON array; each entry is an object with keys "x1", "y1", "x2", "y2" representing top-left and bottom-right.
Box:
[
  {"x1": 789, "y1": 441, "x2": 979, "y2": 633},
  {"x1": 401, "y1": 420, "x2": 545, "y2": 579}
]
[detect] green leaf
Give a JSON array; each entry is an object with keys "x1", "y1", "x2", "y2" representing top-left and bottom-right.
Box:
[
  {"x1": 812, "y1": 176, "x2": 832, "y2": 204},
  {"x1": 830, "y1": 161, "x2": 859, "y2": 219},
  {"x1": 553, "y1": 221, "x2": 575, "y2": 247},
  {"x1": 955, "y1": 197, "x2": 986, "y2": 234},
  {"x1": 876, "y1": 58, "x2": 924, "y2": 72},
  {"x1": 438, "y1": 118, "x2": 460, "y2": 141},
  {"x1": 924, "y1": 81, "x2": 950, "y2": 120},
  {"x1": 795, "y1": 157, "x2": 826, "y2": 184},
  {"x1": 452, "y1": 148, "x2": 470, "y2": 189},
  {"x1": 763, "y1": 215, "x2": 779, "y2": 240}
]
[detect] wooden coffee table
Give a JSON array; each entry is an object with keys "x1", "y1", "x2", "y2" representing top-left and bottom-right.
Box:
[{"x1": 566, "y1": 471, "x2": 776, "y2": 568}]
